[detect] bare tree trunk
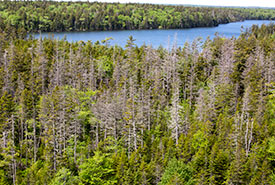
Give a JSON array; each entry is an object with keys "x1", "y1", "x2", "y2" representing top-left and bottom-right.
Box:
[
  {"x1": 189, "y1": 64, "x2": 194, "y2": 107},
  {"x1": 175, "y1": 105, "x2": 179, "y2": 145},
  {"x1": 74, "y1": 120, "x2": 77, "y2": 164},
  {"x1": 30, "y1": 47, "x2": 37, "y2": 163},
  {"x1": 11, "y1": 115, "x2": 16, "y2": 185},
  {"x1": 170, "y1": 52, "x2": 181, "y2": 145},
  {"x1": 140, "y1": 86, "x2": 144, "y2": 148},
  {"x1": 25, "y1": 121, "x2": 28, "y2": 167},
  {"x1": 38, "y1": 37, "x2": 47, "y2": 95},
  {"x1": 245, "y1": 118, "x2": 254, "y2": 157},
  {"x1": 89, "y1": 57, "x2": 96, "y2": 90},
  {"x1": 20, "y1": 116, "x2": 24, "y2": 160},
  {"x1": 33, "y1": 119, "x2": 37, "y2": 163},
  {"x1": 104, "y1": 124, "x2": 107, "y2": 141},
  {"x1": 3, "y1": 50, "x2": 11, "y2": 93},
  {"x1": 147, "y1": 86, "x2": 151, "y2": 131},
  {"x1": 248, "y1": 119, "x2": 253, "y2": 155},
  {"x1": 128, "y1": 125, "x2": 131, "y2": 157},
  {"x1": 130, "y1": 78, "x2": 137, "y2": 150},
  {"x1": 96, "y1": 122, "x2": 99, "y2": 148},
  {"x1": 52, "y1": 110, "x2": 57, "y2": 172}
]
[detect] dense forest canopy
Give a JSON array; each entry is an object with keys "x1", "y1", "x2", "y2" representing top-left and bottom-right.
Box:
[
  {"x1": 1, "y1": 1, "x2": 275, "y2": 33},
  {"x1": 1, "y1": 1, "x2": 275, "y2": 185},
  {"x1": 0, "y1": 22, "x2": 275, "y2": 184}
]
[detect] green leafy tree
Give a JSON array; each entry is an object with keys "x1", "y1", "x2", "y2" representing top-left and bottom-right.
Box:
[
  {"x1": 79, "y1": 151, "x2": 117, "y2": 185},
  {"x1": 159, "y1": 158, "x2": 194, "y2": 185},
  {"x1": 50, "y1": 167, "x2": 79, "y2": 185}
]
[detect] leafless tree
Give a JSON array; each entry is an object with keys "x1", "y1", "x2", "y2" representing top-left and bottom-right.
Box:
[{"x1": 218, "y1": 39, "x2": 235, "y2": 85}]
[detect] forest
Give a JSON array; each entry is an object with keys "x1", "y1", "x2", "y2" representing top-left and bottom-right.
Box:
[
  {"x1": 1, "y1": 1, "x2": 275, "y2": 185},
  {"x1": 1, "y1": 1, "x2": 275, "y2": 32}
]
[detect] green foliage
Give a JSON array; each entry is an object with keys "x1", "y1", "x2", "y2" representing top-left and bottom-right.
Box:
[
  {"x1": 1, "y1": 1, "x2": 275, "y2": 33},
  {"x1": 159, "y1": 158, "x2": 194, "y2": 185},
  {"x1": 50, "y1": 167, "x2": 79, "y2": 185},
  {"x1": 0, "y1": 91, "x2": 15, "y2": 123},
  {"x1": 268, "y1": 137, "x2": 275, "y2": 162},
  {"x1": 21, "y1": 161, "x2": 52, "y2": 185},
  {"x1": 0, "y1": 18, "x2": 275, "y2": 184},
  {"x1": 79, "y1": 151, "x2": 117, "y2": 185}
]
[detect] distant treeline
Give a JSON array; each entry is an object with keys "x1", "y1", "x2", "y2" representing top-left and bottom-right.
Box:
[{"x1": 0, "y1": 1, "x2": 275, "y2": 33}]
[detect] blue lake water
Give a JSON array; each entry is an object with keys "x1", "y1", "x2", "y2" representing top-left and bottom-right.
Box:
[{"x1": 33, "y1": 20, "x2": 274, "y2": 48}]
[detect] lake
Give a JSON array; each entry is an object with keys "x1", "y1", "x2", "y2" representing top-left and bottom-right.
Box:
[{"x1": 33, "y1": 20, "x2": 274, "y2": 48}]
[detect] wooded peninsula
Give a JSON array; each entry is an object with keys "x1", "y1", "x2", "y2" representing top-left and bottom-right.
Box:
[{"x1": 1, "y1": 1, "x2": 275, "y2": 33}]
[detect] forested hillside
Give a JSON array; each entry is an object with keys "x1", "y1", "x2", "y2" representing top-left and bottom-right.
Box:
[
  {"x1": 0, "y1": 16, "x2": 275, "y2": 184},
  {"x1": 1, "y1": 1, "x2": 275, "y2": 32},
  {"x1": 1, "y1": 1, "x2": 275, "y2": 184}
]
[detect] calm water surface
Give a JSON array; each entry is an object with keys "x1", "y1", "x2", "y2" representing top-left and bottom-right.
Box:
[{"x1": 34, "y1": 20, "x2": 274, "y2": 48}]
